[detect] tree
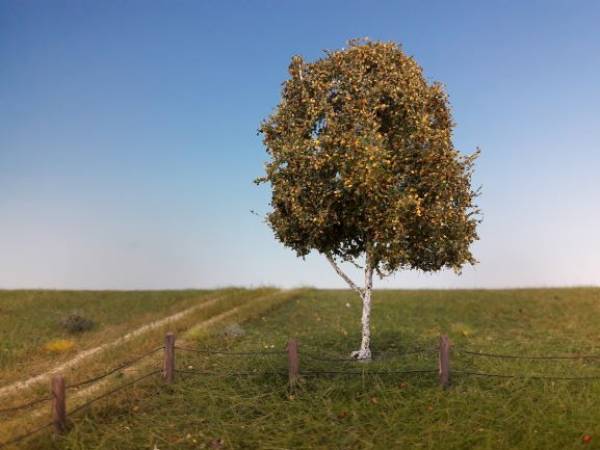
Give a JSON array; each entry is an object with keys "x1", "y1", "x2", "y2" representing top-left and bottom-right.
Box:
[{"x1": 256, "y1": 39, "x2": 480, "y2": 360}]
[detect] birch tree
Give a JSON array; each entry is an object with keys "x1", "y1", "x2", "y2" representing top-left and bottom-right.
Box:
[{"x1": 256, "y1": 39, "x2": 480, "y2": 360}]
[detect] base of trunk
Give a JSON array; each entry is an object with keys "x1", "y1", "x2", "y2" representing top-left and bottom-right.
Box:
[{"x1": 350, "y1": 348, "x2": 372, "y2": 361}]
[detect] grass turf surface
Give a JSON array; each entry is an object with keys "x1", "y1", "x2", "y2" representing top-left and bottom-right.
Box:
[
  {"x1": 18, "y1": 287, "x2": 600, "y2": 449},
  {"x1": 0, "y1": 290, "x2": 211, "y2": 383},
  {"x1": 0, "y1": 288, "x2": 293, "y2": 446}
]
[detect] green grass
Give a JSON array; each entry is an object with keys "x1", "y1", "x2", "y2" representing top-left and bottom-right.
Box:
[
  {"x1": 0, "y1": 288, "x2": 295, "y2": 445},
  {"x1": 0, "y1": 288, "x2": 286, "y2": 389},
  {"x1": 17, "y1": 287, "x2": 600, "y2": 449},
  {"x1": 0, "y1": 290, "x2": 212, "y2": 382}
]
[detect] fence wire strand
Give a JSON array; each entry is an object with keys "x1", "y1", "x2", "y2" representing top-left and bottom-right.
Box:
[
  {"x1": 0, "y1": 420, "x2": 54, "y2": 449},
  {"x1": 9, "y1": 338, "x2": 600, "y2": 450},
  {"x1": 303, "y1": 348, "x2": 435, "y2": 362},
  {"x1": 458, "y1": 348, "x2": 600, "y2": 361},
  {"x1": 301, "y1": 369, "x2": 438, "y2": 376},
  {"x1": 0, "y1": 395, "x2": 53, "y2": 415},
  {"x1": 0, "y1": 370, "x2": 161, "y2": 449},
  {"x1": 453, "y1": 370, "x2": 600, "y2": 381},
  {"x1": 174, "y1": 345, "x2": 435, "y2": 362},
  {"x1": 175, "y1": 368, "x2": 437, "y2": 377},
  {"x1": 174, "y1": 346, "x2": 284, "y2": 356},
  {"x1": 69, "y1": 369, "x2": 161, "y2": 417},
  {"x1": 175, "y1": 369, "x2": 287, "y2": 376},
  {"x1": 67, "y1": 346, "x2": 163, "y2": 390}
]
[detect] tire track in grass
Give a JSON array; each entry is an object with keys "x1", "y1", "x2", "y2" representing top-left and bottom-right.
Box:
[
  {"x1": 0, "y1": 291, "x2": 298, "y2": 445},
  {"x1": 67, "y1": 290, "x2": 296, "y2": 405},
  {"x1": 0, "y1": 295, "x2": 226, "y2": 398}
]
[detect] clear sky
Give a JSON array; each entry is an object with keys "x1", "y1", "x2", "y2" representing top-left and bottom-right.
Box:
[{"x1": 1, "y1": 1, "x2": 599, "y2": 290}]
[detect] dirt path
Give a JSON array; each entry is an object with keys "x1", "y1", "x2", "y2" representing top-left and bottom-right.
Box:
[
  {"x1": 65, "y1": 295, "x2": 282, "y2": 406},
  {"x1": 0, "y1": 295, "x2": 225, "y2": 398},
  {"x1": 0, "y1": 291, "x2": 290, "y2": 435}
]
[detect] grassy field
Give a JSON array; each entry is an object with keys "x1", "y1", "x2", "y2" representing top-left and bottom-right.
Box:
[
  {"x1": 0, "y1": 289, "x2": 300, "y2": 385},
  {"x1": 0, "y1": 289, "x2": 209, "y2": 382},
  {"x1": 0, "y1": 289, "x2": 293, "y2": 417},
  {"x1": 0, "y1": 288, "x2": 300, "y2": 446},
  {"x1": 9, "y1": 287, "x2": 600, "y2": 449}
]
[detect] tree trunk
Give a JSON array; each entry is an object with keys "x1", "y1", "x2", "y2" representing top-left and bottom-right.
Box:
[
  {"x1": 324, "y1": 252, "x2": 375, "y2": 361},
  {"x1": 351, "y1": 259, "x2": 374, "y2": 360}
]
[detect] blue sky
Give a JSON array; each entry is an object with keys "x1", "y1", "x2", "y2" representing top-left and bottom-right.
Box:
[{"x1": 1, "y1": 1, "x2": 599, "y2": 289}]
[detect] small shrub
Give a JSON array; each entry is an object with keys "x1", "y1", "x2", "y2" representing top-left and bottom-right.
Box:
[
  {"x1": 60, "y1": 312, "x2": 95, "y2": 333},
  {"x1": 222, "y1": 323, "x2": 246, "y2": 338}
]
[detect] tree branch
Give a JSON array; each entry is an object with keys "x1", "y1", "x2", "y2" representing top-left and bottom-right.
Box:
[
  {"x1": 325, "y1": 254, "x2": 365, "y2": 297},
  {"x1": 376, "y1": 267, "x2": 395, "y2": 279},
  {"x1": 343, "y1": 256, "x2": 364, "y2": 270}
]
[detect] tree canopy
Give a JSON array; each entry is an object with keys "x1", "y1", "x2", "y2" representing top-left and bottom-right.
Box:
[{"x1": 257, "y1": 39, "x2": 480, "y2": 277}]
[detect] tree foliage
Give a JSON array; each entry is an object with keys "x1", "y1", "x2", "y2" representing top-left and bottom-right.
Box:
[{"x1": 257, "y1": 39, "x2": 480, "y2": 276}]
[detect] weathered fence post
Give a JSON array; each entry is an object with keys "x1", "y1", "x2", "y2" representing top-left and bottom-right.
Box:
[
  {"x1": 51, "y1": 375, "x2": 67, "y2": 434},
  {"x1": 287, "y1": 338, "x2": 299, "y2": 390},
  {"x1": 164, "y1": 332, "x2": 175, "y2": 384},
  {"x1": 438, "y1": 334, "x2": 451, "y2": 389}
]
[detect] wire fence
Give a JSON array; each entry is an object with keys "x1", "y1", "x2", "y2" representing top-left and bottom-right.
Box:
[
  {"x1": 0, "y1": 395, "x2": 54, "y2": 415},
  {"x1": 0, "y1": 347, "x2": 164, "y2": 449},
  {"x1": 460, "y1": 348, "x2": 600, "y2": 360},
  {"x1": 67, "y1": 346, "x2": 164, "y2": 390},
  {"x1": 0, "y1": 420, "x2": 55, "y2": 449},
  {"x1": 173, "y1": 340, "x2": 600, "y2": 381},
  {"x1": 5, "y1": 333, "x2": 600, "y2": 448},
  {"x1": 174, "y1": 345, "x2": 284, "y2": 356},
  {"x1": 173, "y1": 345, "x2": 435, "y2": 361},
  {"x1": 303, "y1": 347, "x2": 435, "y2": 363},
  {"x1": 175, "y1": 369, "x2": 288, "y2": 377},
  {"x1": 450, "y1": 346, "x2": 600, "y2": 380},
  {"x1": 68, "y1": 370, "x2": 162, "y2": 417},
  {"x1": 453, "y1": 370, "x2": 600, "y2": 381},
  {"x1": 0, "y1": 369, "x2": 163, "y2": 450}
]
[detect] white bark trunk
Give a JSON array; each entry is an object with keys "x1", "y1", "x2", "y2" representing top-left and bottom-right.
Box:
[
  {"x1": 324, "y1": 252, "x2": 375, "y2": 361},
  {"x1": 351, "y1": 259, "x2": 374, "y2": 361}
]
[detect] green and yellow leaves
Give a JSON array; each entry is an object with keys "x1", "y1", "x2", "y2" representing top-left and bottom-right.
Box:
[{"x1": 258, "y1": 39, "x2": 480, "y2": 275}]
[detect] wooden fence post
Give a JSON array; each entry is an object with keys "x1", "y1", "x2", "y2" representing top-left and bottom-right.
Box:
[
  {"x1": 438, "y1": 334, "x2": 451, "y2": 389},
  {"x1": 287, "y1": 339, "x2": 299, "y2": 390},
  {"x1": 51, "y1": 375, "x2": 67, "y2": 434},
  {"x1": 164, "y1": 332, "x2": 175, "y2": 384}
]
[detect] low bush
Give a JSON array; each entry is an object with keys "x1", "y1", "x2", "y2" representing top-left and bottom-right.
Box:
[{"x1": 60, "y1": 312, "x2": 96, "y2": 333}]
